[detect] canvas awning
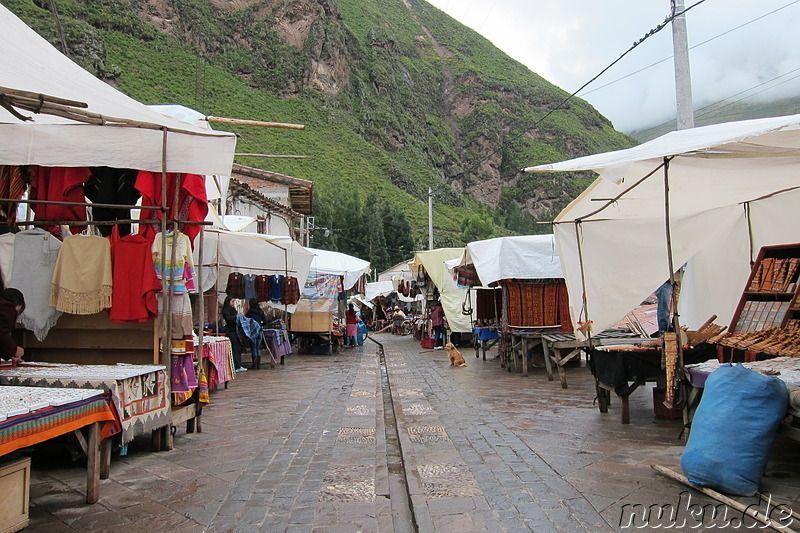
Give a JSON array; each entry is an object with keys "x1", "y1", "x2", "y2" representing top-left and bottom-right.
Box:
[
  {"x1": 305, "y1": 248, "x2": 371, "y2": 291},
  {"x1": 196, "y1": 230, "x2": 314, "y2": 314},
  {"x1": 456, "y1": 235, "x2": 562, "y2": 286},
  {"x1": 525, "y1": 114, "x2": 800, "y2": 336},
  {"x1": 413, "y1": 248, "x2": 474, "y2": 333},
  {"x1": 0, "y1": 6, "x2": 236, "y2": 176}
]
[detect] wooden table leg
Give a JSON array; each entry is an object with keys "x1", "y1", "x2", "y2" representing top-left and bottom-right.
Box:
[
  {"x1": 100, "y1": 438, "x2": 111, "y2": 480},
  {"x1": 521, "y1": 338, "x2": 528, "y2": 377},
  {"x1": 86, "y1": 422, "x2": 100, "y2": 504},
  {"x1": 596, "y1": 380, "x2": 609, "y2": 413},
  {"x1": 541, "y1": 339, "x2": 554, "y2": 381}
]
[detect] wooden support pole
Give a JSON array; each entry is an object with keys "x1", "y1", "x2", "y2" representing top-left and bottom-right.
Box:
[
  {"x1": 234, "y1": 153, "x2": 310, "y2": 159},
  {"x1": 206, "y1": 116, "x2": 305, "y2": 130},
  {"x1": 86, "y1": 422, "x2": 100, "y2": 504},
  {"x1": 651, "y1": 465, "x2": 789, "y2": 532}
]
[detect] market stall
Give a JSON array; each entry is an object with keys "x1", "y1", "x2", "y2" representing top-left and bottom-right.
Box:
[
  {"x1": 412, "y1": 248, "x2": 474, "y2": 339},
  {"x1": 0, "y1": 4, "x2": 236, "y2": 463},
  {"x1": 525, "y1": 113, "x2": 800, "y2": 409}
]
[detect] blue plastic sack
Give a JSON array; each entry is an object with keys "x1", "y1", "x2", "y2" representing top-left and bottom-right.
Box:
[{"x1": 681, "y1": 363, "x2": 788, "y2": 496}]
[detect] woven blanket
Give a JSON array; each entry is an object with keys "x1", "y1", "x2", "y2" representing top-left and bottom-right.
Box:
[
  {"x1": 9, "y1": 228, "x2": 62, "y2": 340},
  {"x1": 50, "y1": 234, "x2": 112, "y2": 315}
]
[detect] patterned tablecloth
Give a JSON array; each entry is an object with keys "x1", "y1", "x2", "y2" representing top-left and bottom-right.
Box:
[
  {"x1": 0, "y1": 386, "x2": 115, "y2": 456},
  {"x1": 199, "y1": 336, "x2": 235, "y2": 388},
  {"x1": 0, "y1": 363, "x2": 168, "y2": 444}
]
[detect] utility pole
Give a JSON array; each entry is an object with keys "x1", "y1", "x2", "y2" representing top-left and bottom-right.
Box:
[
  {"x1": 428, "y1": 187, "x2": 434, "y2": 250},
  {"x1": 671, "y1": 0, "x2": 694, "y2": 130}
]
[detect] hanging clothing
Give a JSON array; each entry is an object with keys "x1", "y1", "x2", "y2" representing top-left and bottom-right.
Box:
[
  {"x1": 226, "y1": 272, "x2": 245, "y2": 299},
  {"x1": 243, "y1": 274, "x2": 257, "y2": 301},
  {"x1": 0, "y1": 232, "x2": 15, "y2": 289},
  {"x1": 110, "y1": 233, "x2": 161, "y2": 323},
  {"x1": 9, "y1": 228, "x2": 62, "y2": 340},
  {"x1": 84, "y1": 167, "x2": 140, "y2": 237},
  {"x1": 152, "y1": 231, "x2": 197, "y2": 295},
  {"x1": 50, "y1": 234, "x2": 113, "y2": 315},
  {"x1": 281, "y1": 277, "x2": 300, "y2": 305},
  {"x1": 157, "y1": 292, "x2": 194, "y2": 339},
  {"x1": 135, "y1": 171, "x2": 208, "y2": 245},
  {"x1": 236, "y1": 314, "x2": 262, "y2": 359},
  {"x1": 29, "y1": 166, "x2": 91, "y2": 237},
  {"x1": 255, "y1": 275, "x2": 270, "y2": 302},
  {"x1": 0, "y1": 166, "x2": 31, "y2": 225},
  {"x1": 269, "y1": 274, "x2": 284, "y2": 303}
]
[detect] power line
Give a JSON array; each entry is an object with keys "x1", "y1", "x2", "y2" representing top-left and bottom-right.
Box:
[
  {"x1": 446, "y1": 0, "x2": 709, "y2": 182},
  {"x1": 579, "y1": 0, "x2": 800, "y2": 97}
]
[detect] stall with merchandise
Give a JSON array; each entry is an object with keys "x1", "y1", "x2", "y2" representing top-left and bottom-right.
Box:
[{"x1": 0, "y1": 2, "x2": 236, "y2": 475}]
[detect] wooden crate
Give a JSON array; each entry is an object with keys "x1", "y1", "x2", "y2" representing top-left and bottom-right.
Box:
[{"x1": 0, "y1": 457, "x2": 31, "y2": 533}]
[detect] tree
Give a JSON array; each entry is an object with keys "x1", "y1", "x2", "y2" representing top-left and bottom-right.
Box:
[{"x1": 460, "y1": 213, "x2": 495, "y2": 243}]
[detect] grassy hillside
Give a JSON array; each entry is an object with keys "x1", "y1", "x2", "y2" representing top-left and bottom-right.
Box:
[{"x1": 5, "y1": 0, "x2": 637, "y2": 269}]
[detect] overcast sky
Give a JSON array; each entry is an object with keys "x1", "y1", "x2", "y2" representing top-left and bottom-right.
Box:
[{"x1": 424, "y1": 0, "x2": 800, "y2": 133}]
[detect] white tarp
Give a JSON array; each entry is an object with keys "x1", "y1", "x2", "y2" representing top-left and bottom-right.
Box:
[
  {"x1": 458, "y1": 235, "x2": 562, "y2": 286},
  {"x1": 196, "y1": 230, "x2": 314, "y2": 314},
  {"x1": 525, "y1": 114, "x2": 800, "y2": 336},
  {"x1": 413, "y1": 248, "x2": 474, "y2": 333},
  {"x1": 377, "y1": 260, "x2": 414, "y2": 282},
  {"x1": 306, "y1": 248, "x2": 371, "y2": 291},
  {"x1": 0, "y1": 6, "x2": 236, "y2": 175},
  {"x1": 366, "y1": 280, "x2": 395, "y2": 302}
]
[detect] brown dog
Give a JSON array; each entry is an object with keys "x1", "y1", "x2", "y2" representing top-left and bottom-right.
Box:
[{"x1": 445, "y1": 342, "x2": 467, "y2": 367}]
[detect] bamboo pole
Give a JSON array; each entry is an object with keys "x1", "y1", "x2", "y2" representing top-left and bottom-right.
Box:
[
  {"x1": 0, "y1": 85, "x2": 87, "y2": 107},
  {"x1": 234, "y1": 153, "x2": 310, "y2": 159},
  {"x1": 206, "y1": 116, "x2": 305, "y2": 130},
  {"x1": 651, "y1": 465, "x2": 789, "y2": 532},
  {"x1": 663, "y1": 157, "x2": 684, "y2": 372}
]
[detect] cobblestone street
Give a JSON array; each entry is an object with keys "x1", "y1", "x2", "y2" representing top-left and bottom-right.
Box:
[{"x1": 24, "y1": 334, "x2": 800, "y2": 532}]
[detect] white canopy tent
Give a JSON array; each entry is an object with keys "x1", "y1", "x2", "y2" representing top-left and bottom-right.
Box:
[
  {"x1": 412, "y1": 248, "x2": 474, "y2": 333},
  {"x1": 455, "y1": 235, "x2": 563, "y2": 286},
  {"x1": 377, "y1": 260, "x2": 414, "y2": 283},
  {"x1": 366, "y1": 280, "x2": 395, "y2": 302},
  {"x1": 0, "y1": 6, "x2": 236, "y2": 175},
  {"x1": 305, "y1": 247, "x2": 371, "y2": 291},
  {"x1": 196, "y1": 230, "x2": 314, "y2": 314},
  {"x1": 524, "y1": 114, "x2": 800, "y2": 337}
]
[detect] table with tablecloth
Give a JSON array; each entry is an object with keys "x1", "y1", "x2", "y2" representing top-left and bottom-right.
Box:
[
  {"x1": 0, "y1": 363, "x2": 168, "y2": 445},
  {"x1": 263, "y1": 329, "x2": 292, "y2": 364},
  {"x1": 199, "y1": 336, "x2": 235, "y2": 388},
  {"x1": 473, "y1": 327, "x2": 500, "y2": 361},
  {"x1": 0, "y1": 385, "x2": 115, "y2": 503},
  {"x1": 589, "y1": 343, "x2": 716, "y2": 424}
]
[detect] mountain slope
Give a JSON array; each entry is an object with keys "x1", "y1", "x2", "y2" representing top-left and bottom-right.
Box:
[{"x1": 5, "y1": 0, "x2": 636, "y2": 267}]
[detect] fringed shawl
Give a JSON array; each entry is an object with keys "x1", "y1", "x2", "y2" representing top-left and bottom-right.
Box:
[
  {"x1": 9, "y1": 228, "x2": 62, "y2": 340},
  {"x1": 50, "y1": 234, "x2": 113, "y2": 315}
]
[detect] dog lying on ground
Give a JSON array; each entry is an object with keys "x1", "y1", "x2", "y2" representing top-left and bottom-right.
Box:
[{"x1": 445, "y1": 342, "x2": 467, "y2": 367}]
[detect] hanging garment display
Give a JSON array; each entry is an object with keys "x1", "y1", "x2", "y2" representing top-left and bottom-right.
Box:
[
  {"x1": 8, "y1": 228, "x2": 62, "y2": 340},
  {"x1": 281, "y1": 276, "x2": 300, "y2": 305},
  {"x1": 0, "y1": 166, "x2": 30, "y2": 226},
  {"x1": 29, "y1": 166, "x2": 91, "y2": 237},
  {"x1": 152, "y1": 231, "x2": 197, "y2": 295},
  {"x1": 157, "y1": 292, "x2": 194, "y2": 339},
  {"x1": 135, "y1": 171, "x2": 208, "y2": 245},
  {"x1": 226, "y1": 272, "x2": 245, "y2": 299},
  {"x1": 256, "y1": 274, "x2": 270, "y2": 302},
  {"x1": 84, "y1": 167, "x2": 140, "y2": 237},
  {"x1": 269, "y1": 274, "x2": 284, "y2": 303},
  {"x1": 243, "y1": 274, "x2": 257, "y2": 301},
  {"x1": 0, "y1": 232, "x2": 14, "y2": 289},
  {"x1": 109, "y1": 232, "x2": 161, "y2": 323},
  {"x1": 50, "y1": 234, "x2": 113, "y2": 315}
]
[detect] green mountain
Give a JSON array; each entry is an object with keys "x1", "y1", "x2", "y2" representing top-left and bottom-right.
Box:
[{"x1": 5, "y1": 0, "x2": 636, "y2": 270}]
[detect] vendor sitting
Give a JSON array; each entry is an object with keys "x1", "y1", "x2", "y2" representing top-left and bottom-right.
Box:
[{"x1": 0, "y1": 288, "x2": 25, "y2": 365}]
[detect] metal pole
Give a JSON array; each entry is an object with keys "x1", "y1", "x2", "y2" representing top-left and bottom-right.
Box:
[
  {"x1": 428, "y1": 187, "x2": 433, "y2": 250},
  {"x1": 671, "y1": 0, "x2": 694, "y2": 130}
]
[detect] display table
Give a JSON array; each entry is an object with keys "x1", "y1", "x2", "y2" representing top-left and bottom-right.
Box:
[
  {"x1": 198, "y1": 336, "x2": 235, "y2": 389},
  {"x1": 263, "y1": 329, "x2": 292, "y2": 366},
  {"x1": 0, "y1": 363, "x2": 169, "y2": 446},
  {"x1": 473, "y1": 327, "x2": 500, "y2": 361},
  {"x1": 684, "y1": 357, "x2": 800, "y2": 440},
  {"x1": 0, "y1": 385, "x2": 115, "y2": 504},
  {"x1": 589, "y1": 343, "x2": 716, "y2": 424}
]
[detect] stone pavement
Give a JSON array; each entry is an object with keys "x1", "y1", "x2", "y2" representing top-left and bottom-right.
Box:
[{"x1": 22, "y1": 334, "x2": 800, "y2": 532}]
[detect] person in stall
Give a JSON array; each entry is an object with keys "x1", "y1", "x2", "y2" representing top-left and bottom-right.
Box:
[
  {"x1": 222, "y1": 296, "x2": 246, "y2": 373},
  {"x1": 245, "y1": 298, "x2": 268, "y2": 328},
  {"x1": 0, "y1": 288, "x2": 25, "y2": 365},
  {"x1": 430, "y1": 300, "x2": 445, "y2": 350},
  {"x1": 345, "y1": 303, "x2": 358, "y2": 347}
]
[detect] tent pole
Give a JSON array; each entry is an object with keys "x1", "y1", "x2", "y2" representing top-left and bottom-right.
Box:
[
  {"x1": 663, "y1": 157, "x2": 684, "y2": 369},
  {"x1": 159, "y1": 128, "x2": 170, "y2": 370},
  {"x1": 198, "y1": 227, "x2": 205, "y2": 369},
  {"x1": 744, "y1": 202, "x2": 755, "y2": 267},
  {"x1": 574, "y1": 221, "x2": 593, "y2": 346}
]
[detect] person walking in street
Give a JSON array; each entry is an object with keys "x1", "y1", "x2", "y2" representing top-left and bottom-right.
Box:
[
  {"x1": 222, "y1": 296, "x2": 246, "y2": 372},
  {"x1": 430, "y1": 300, "x2": 445, "y2": 349},
  {"x1": 392, "y1": 306, "x2": 406, "y2": 335},
  {"x1": 345, "y1": 303, "x2": 358, "y2": 347}
]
